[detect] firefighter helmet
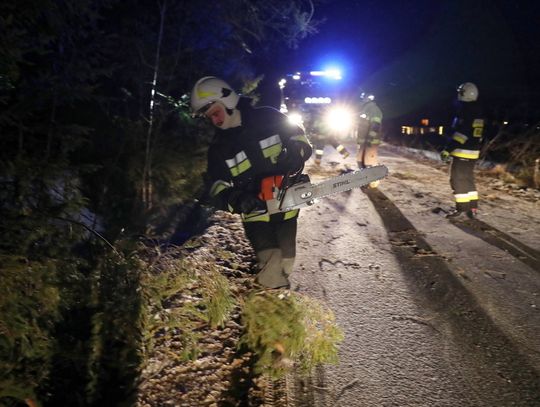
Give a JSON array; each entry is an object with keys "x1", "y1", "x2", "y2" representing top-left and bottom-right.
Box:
[
  {"x1": 190, "y1": 76, "x2": 240, "y2": 114},
  {"x1": 360, "y1": 92, "x2": 375, "y2": 101},
  {"x1": 457, "y1": 82, "x2": 478, "y2": 102}
]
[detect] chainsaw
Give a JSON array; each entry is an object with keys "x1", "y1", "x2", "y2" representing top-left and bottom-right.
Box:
[{"x1": 257, "y1": 165, "x2": 388, "y2": 215}]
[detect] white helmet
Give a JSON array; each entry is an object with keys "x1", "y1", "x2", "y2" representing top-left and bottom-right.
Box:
[
  {"x1": 190, "y1": 76, "x2": 239, "y2": 114},
  {"x1": 457, "y1": 82, "x2": 478, "y2": 102}
]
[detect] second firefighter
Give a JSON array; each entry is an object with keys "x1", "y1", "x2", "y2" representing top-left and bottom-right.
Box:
[
  {"x1": 355, "y1": 92, "x2": 383, "y2": 187},
  {"x1": 441, "y1": 82, "x2": 486, "y2": 220}
]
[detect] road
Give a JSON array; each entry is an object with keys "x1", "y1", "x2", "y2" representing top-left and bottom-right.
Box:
[{"x1": 288, "y1": 144, "x2": 540, "y2": 407}]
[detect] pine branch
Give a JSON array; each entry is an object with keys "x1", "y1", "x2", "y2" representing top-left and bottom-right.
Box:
[{"x1": 53, "y1": 216, "x2": 119, "y2": 255}]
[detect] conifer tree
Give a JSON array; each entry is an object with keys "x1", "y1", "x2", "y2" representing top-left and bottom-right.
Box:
[{"x1": 1, "y1": 0, "x2": 320, "y2": 403}]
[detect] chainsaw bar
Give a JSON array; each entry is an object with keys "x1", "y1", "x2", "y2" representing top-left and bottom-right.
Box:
[{"x1": 265, "y1": 165, "x2": 389, "y2": 214}]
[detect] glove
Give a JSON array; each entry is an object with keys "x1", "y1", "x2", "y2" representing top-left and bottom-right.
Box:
[
  {"x1": 440, "y1": 150, "x2": 451, "y2": 162},
  {"x1": 227, "y1": 189, "x2": 266, "y2": 214},
  {"x1": 277, "y1": 146, "x2": 304, "y2": 174}
]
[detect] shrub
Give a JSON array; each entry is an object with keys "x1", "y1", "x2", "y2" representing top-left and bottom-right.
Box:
[{"x1": 240, "y1": 290, "x2": 343, "y2": 378}]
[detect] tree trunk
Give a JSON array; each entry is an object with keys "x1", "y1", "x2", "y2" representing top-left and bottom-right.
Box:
[{"x1": 142, "y1": 0, "x2": 167, "y2": 211}]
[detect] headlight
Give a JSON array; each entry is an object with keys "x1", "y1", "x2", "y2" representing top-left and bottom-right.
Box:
[
  {"x1": 324, "y1": 106, "x2": 354, "y2": 133},
  {"x1": 287, "y1": 112, "x2": 303, "y2": 127}
]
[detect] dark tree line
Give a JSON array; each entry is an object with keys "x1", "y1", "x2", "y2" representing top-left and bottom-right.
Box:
[{"x1": 0, "y1": 1, "x2": 320, "y2": 405}]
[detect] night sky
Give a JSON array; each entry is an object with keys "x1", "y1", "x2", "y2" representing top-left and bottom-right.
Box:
[{"x1": 284, "y1": 0, "x2": 540, "y2": 123}]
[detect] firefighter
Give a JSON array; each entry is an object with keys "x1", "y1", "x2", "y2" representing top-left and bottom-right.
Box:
[
  {"x1": 304, "y1": 106, "x2": 350, "y2": 166},
  {"x1": 440, "y1": 82, "x2": 485, "y2": 219},
  {"x1": 355, "y1": 92, "x2": 383, "y2": 187},
  {"x1": 191, "y1": 76, "x2": 312, "y2": 289}
]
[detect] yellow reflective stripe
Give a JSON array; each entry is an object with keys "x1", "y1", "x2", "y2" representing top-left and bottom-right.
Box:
[
  {"x1": 242, "y1": 209, "x2": 299, "y2": 222},
  {"x1": 230, "y1": 159, "x2": 252, "y2": 177},
  {"x1": 336, "y1": 145, "x2": 345, "y2": 152},
  {"x1": 451, "y1": 149, "x2": 479, "y2": 159},
  {"x1": 454, "y1": 193, "x2": 470, "y2": 203},
  {"x1": 225, "y1": 150, "x2": 251, "y2": 177},
  {"x1": 452, "y1": 132, "x2": 468, "y2": 144},
  {"x1": 472, "y1": 119, "x2": 484, "y2": 137},
  {"x1": 210, "y1": 180, "x2": 231, "y2": 197},
  {"x1": 315, "y1": 149, "x2": 324, "y2": 155},
  {"x1": 472, "y1": 119, "x2": 484, "y2": 127},
  {"x1": 261, "y1": 144, "x2": 282, "y2": 159},
  {"x1": 225, "y1": 151, "x2": 248, "y2": 168},
  {"x1": 259, "y1": 134, "x2": 281, "y2": 149},
  {"x1": 242, "y1": 213, "x2": 271, "y2": 222},
  {"x1": 259, "y1": 135, "x2": 283, "y2": 160},
  {"x1": 368, "y1": 130, "x2": 379, "y2": 137},
  {"x1": 290, "y1": 134, "x2": 310, "y2": 144},
  {"x1": 371, "y1": 116, "x2": 382, "y2": 123},
  {"x1": 283, "y1": 209, "x2": 299, "y2": 220},
  {"x1": 468, "y1": 191, "x2": 479, "y2": 200},
  {"x1": 197, "y1": 90, "x2": 217, "y2": 98}
]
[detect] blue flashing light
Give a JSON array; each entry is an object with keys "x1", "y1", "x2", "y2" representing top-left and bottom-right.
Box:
[
  {"x1": 309, "y1": 68, "x2": 342, "y2": 80},
  {"x1": 325, "y1": 68, "x2": 342, "y2": 80}
]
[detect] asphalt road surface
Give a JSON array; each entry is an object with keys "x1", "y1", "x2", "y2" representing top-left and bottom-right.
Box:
[{"x1": 288, "y1": 145, "x2": 540, "y2": 407}]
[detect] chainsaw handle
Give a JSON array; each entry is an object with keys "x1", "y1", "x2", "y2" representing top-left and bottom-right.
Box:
[
  {"x1": 258, "y1": 175, "x2": 284, "y2": 201},
  {"x1": 277, "y1": 171, "x2": 291, "y2": 201},
  {"x1": 257, "y1": 171, "x2": 310, "y2": 214}
]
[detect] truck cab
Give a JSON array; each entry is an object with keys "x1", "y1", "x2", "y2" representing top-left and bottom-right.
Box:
[{"x1": 279, "y1": 70, "x2": 356, "y2": 140}]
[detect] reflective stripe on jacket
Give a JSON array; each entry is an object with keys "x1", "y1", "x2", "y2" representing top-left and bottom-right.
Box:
[
  {"x1": 448, "y1": 101, "x2": 485, "y2": 160},
  {"x1": 207, "y1": 98, "x2": 312, "y2": 222},
  {"x1": 357, "y1": 101, "x2": 383, "y2": 145}
]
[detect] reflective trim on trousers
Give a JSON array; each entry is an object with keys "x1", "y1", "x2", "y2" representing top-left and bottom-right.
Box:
[
  {"x1": 451, "y1": 149, "x2": 479, "y2": 159},
  {"x1": 454, "y1": 193, "x2": 471, "y2": 203},
  {"x1": 242, "y1": 209, "x2": 299, "y2": 222},
  {"x1": 283, "y1": 209, "x2": 299, "y2": 220},
  {"x1": 468, "y1": 191, "x2": 478, "y2": 200}
]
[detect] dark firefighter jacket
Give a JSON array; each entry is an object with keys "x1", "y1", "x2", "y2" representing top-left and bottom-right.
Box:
[
  {"x1": 357, "y1": 100, "x2": 383, "y2": 145},
  {"x1": 446, "y1": 101, "x2": 485, "y2": 160},
  {"x1": 207, "y1": 98, "x2": 312, "y2": 222}
]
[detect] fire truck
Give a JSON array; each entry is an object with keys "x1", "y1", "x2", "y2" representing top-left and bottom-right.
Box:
[{"x1": 278, "y1": 69, "x2": 357, "y2": 140}]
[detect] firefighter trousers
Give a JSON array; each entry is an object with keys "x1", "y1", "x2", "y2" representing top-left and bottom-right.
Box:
[
  {"x1": 313, "y1": 137, "x2": 349, "y2": 164},
  {"x1": 357, "y1": 141, "x2": 379, "y2": 168},
  {"x1": 450, "y1": 157, "x2": 478, "y2": 212},
  {"x1": 243, "y1": 217, "x2": 297, "y2": 288}
]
